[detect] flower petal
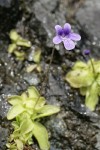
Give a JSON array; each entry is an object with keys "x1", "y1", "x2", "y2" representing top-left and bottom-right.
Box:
[
  {"x1": 55, "y1": 25, "x2": 63, "y2": 35},
  {"x1": 63, "y1": 38, "x2": 75, "y2": 50},
  {"x1": 69, "y1": 33, "x2": 81, "y2": 41},
  {"x1": 64, "y1": 23, "x2": 71, "y2": 35},
  {"x1": 53, "y1": 36, "x2": 62, "y2": 44}
]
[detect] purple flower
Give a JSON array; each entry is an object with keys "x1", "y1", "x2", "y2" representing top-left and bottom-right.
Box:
[
  {"x1": 84, "y1": 49, "x2": 90, "y2": 55},
  {"x1": 53, "y1": 23, "x2": 81, "y2": 50}
]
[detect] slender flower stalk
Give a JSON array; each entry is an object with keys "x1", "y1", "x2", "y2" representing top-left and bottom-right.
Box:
[
  {"x1": 34, "y1": 45, "x2": 55, "y2": 108},
  {"x1": 89, "y1": 56, "x2": 95, "y2": 75},
  {"x1": 40, "y1": 45, "x2": 55, "y2": 95}
]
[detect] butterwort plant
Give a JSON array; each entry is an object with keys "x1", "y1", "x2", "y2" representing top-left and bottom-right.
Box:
[
  {"x1": 65, "y1": 50, "x2": 100, "y2": 111},
  {"x1": 53, "y1": 23, "x2": 81, "y2": 50},
  {"x1": 6, "y1": 86, "x2": 60, "y2": 150},
  {"x1": 8, "y1": 30, "x2": 31, "y2": 60}
]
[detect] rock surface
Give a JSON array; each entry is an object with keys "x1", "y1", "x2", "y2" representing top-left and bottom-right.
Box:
[
  {"x1": 0, "y1": 0, "x2": 20, "y2": 35},
  {"x1": 76, "y1": 0, "x2": 100, "y2": 57},
  {"x1": 0, "y1": 0, "x2": 12, "y2": 7}
]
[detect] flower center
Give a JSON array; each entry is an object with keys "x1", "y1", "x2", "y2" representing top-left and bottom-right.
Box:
[{"x1": 58, "y1": 28, "x2": 70, "y2": 37}]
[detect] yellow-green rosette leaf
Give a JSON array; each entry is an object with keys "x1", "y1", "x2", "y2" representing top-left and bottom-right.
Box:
[
  {"x1": 80, "y1": 87, "x2": 88, "y2": 96},
  {"x1": 73, "y1": 61, "x2": 87, "y2": 69},
  {"x1": 85, "y1": 82, "x2": 99, "y2": 111},
  {"x1": 21, "y1": 92, "x2": 28, "y2": 101},
  {"x1": 98, "y1": 86, "x2": 100, "y2": 96},
  {"x1": 6, "y1": 142, "x2": 17, "y2": 150},
  {"x1": 88, "y1": 59, "x2": 100, "y2": 73},
  {"x1": 8, "y1": 96, "x2": 22, "y2": 106},
  {"x1": 96, "y1": 74, "x2": 100, "y2": 85},
  {"x1": 32, "y1": 122, "x2": 50, "y2": 150},
  {"x1": 88, "y1": 59, "x2": 94, "y2": 67},
  {"x1": 26, "y1": 64, "x2": 42, "y2": 73},
  {"x1": 35, "y1": 97, "x2": 46, "y2": 109},
  {"x1": 20, "y1": 118, "x2": 34, "y2": 135},
  {"x1": 17, "y1": 112, "x2": 30, "y2": 121},
  {"x1": 12, "y1": 130, "x2": 20, "y2": 140},
  {"x1": 94, "y1": 61, "x2": 100, "y2": 73},
  {"x1": 65, "y1": 69, "x2": 94, "y2": 88},
  {"x1": 34, "y1": 105, "x2": 60, "y2": 119},
  {"x1": 33, "y1": 48, "x2": 41, "y2": 63},
  {"x1": 7, "y1": 105, "x2": 25, "y2": 120},
  {"x1": 8, "y1": 43, "x2": 17, "y2": 53},
  {"x1": 27, "y1": 86, "x2": 40, "y2": 98},
  {"x1": 15, "y1": 139, "x2": 23, "y2": 150},
  {"x1": 10, "y1": 30, "x2": 19, "y2": 41},
  {"x1": 24, "y1": 132, "x2": 33, "y2": 144},
  {"x1": 26, "y1": 97, "x2": 45, "y2": 109},
  {"x1": 95, "y1": 74, "x2": 100, "y2": 96},
  {"x1": 12, "y1": 121, "x2": 19, "y2": 130},
  {"x1": 14, "y1": 51, "x2": 26, "y2": 61},
  {"x1": 25, "y1": 99, "x2": 36, "y2": 108},
  {"x1": 16, "y1": 37, "x2": 31, "y2": 47}
]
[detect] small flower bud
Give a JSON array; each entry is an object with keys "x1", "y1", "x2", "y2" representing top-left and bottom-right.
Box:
[{"x1": 84, "y1": 49, "x2": 90, "y2": 55}]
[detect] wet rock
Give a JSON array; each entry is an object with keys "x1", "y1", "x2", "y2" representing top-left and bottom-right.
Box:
[
  {"x1": 92, "y1": 120, "x2": 100, "y2": 150},
  {"x1": 75, "y1": 0, "x2": 100, "y2": 57},
  {"x1": 0, "y1": 126, "x2": 9, "y2": 150},
  {"x1": 0, "y1": 0, "x2": 21, "y2": 35},
  {"x1": 46, "y1": 114, "x2": 70, "y2": 150},
  {"x1": 0, "y1": 53, "x2": 28, "y2": 119},
  {"x1": 30, "y1": 0, "x2": 66, "y2": 47},
  {"x1": 0, "y1": 65, "x2": 5, "y2": 89},
  {"x1": 76, "y1": 0, "x2": 100, "y2": 39},
  {"x1": 47, "y1": 115, "x2": 67, "y2": 137},
  {"x1": 0, "y1": 95, "x2": 10, "y2": 118},
  {"x1": 96, "y1": 132, "x2": 100, "y2": 150},
  {"x1": 48, "y1": 73, "x2": 65, "y2": 96},
  {"x1": 0, "y1": 0, "x2": 12, "y2": 7},
  {"x1": 69, "y1": 99, "x2": 99, "y2": 122},
  {"x1": 23, "y1": 72, "x2": 40, "y2": 85}
]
